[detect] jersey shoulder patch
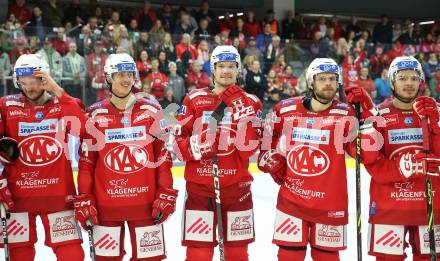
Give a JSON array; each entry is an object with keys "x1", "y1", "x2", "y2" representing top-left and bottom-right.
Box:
[
  {"x1": 3, "y1": 95, "x2": 24, "y2": 107},
  {"x1": 277, "y1": 97, "x2": 300, "y2": 114},
  {"x1": 87, "y1": 101, "x2": 108, "y2": 117},
  {"x1": 188, "y1": 89, "x2": 209, "y2": 100}
]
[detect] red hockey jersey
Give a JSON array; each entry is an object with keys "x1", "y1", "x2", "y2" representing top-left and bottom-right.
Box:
[
  {"x1": 78, "y1": 97, "x2": 172, "y2": 221},
  {"x1": 175, "y1": 86, "x2": 262, "y2": 197},
  {"x1": 0, "y1": 92, "x2": 85, "y2": 212},
  {"x1": 264, "y1": 96, "x2": 380, "y2": 225},
  {"x1": 365, "y1": 100, "x2": 440, "y2": 225}
]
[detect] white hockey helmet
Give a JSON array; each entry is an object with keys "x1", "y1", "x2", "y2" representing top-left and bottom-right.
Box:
[
  {"x1": 388, "y1": 56, "x2": 425, "y2": 87},
  {"x1": 104, "y1": 53, "x2": 138, "y2": 86},
  {"x1": 210, "y1": 45, "x2": 242, "y2": 73},
  {"x1": 306, "y1": 58, "x2": 341, "y2": 88},
  {"x1": 13, "y1": 54, "x2": 50, "y2": 89}
]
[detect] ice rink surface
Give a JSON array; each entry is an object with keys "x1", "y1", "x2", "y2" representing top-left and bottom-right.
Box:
[{"x1": 0, "y1": 168, "x2": 416, "y2": 260}]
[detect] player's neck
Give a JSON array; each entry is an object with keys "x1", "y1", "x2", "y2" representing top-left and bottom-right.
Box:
[
  {"x1": 110, "y1": 93, "x2": 136, "y2": 110},
  {"x1": 212, "y1": 84, "x2": 227, "y2": 96},
  {"x1": 310, "y1": 98, "x2": 332, "y2": 112},
  {"x1": 392, "y1": 98, "x2": 414, "y2": 110}
]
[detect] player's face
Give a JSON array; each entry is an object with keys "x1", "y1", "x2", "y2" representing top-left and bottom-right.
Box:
[
  {"x1": 19, "y1": 76, "x2": 45, "y2": 100},
  {"x1": 112, "y1": 71, "x2": 135, "y2": 97},
  {"x1": 214, "y1": 61, "x2": 238, "y2": 87},
  {"x1": 312, "y1": 72, "x2": 338, "y2": 101},
  {"x1": 393, "y1": 69, "x2": 421, "y2": 100}
]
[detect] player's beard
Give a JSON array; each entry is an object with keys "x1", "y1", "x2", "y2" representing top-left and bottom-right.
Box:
[
  {"x1": 314, "y1": 88, "x2": 337, "y2": 104},
  {"x1": 22, "y1": 89, "x2": 46, "y2": 103}
]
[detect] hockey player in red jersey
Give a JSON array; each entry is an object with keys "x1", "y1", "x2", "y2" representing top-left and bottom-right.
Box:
[
  {"x1": 173, "y1": 45, "x2": 262, "y2": 261},
  {"x1": 0, "y1": 54, "x2": 85, "y2": 260},
  {"x1": 364, "y1": 56, "x2": 440, "y2": 260},
  {"x1": 74, "y1": 53, "x2": 177, "y2": 260},
  {"x1": 258, "y1": 58, "x2": 381, "y2": 260}
]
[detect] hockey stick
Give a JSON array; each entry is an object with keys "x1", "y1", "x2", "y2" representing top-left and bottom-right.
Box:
[
  {"x1": 355, "y1": 103, "x2": 362, "y2": 261},
  {"x1": 422, "y1": 118, "x2": 437, "y2": 261},
  {"x1": 0, "y1": 204, "x2": 9, "y2": 261},
  {"x1": 209, "y1": 102, "x2": 227, "y2": 261},
  {"x1": 86, "y1": 220, "x2": 96, "y2": 261}
]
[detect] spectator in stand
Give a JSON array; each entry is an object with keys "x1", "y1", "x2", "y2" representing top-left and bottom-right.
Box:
[
  {"x1": 135, "y1": 31, "x2": 154, "y2": 59},
  {"x1": 373, "y1": 68, "x2": 392, "y2": 104},
  {"x1": 175, "y1": 10, "x2": 197, "y2": 35},
  {"x1": 37, "y1": 37, "x2": 63, "y2": 83},
  {"x1": 157, "y1": 32, "x2": 176, "y2": 62},
  {"x1": 0, "y1": 47, "x2": 12, "y2": 94},
  {"x1": 141, "y1": 77, "x2": 151, "y2": 94},
  {"x1": 373, "y1": 14, "x2": 393, "y2": 44},
  {"x1": 370, "y1": 45, "x2": 391, "y2": 78},
  {"x1": 86, "y1": 40, "x2": 108, "y2": 102},
  {"x1": 76, "y1": 25, "x2": 96, "y2": 56},
  {"x1": 346, "y1": 30, "x2": 356, "y2": 50},
  {"x1": 358, "y1": 67, "x2": 375, "y2": 96},
  {"x1": 63, "y1": 0, "x2": 87, "y2": 26},
  {"x1": 296, "y1": 68, "x2": 308, "y2": 95},
  {"x1": 196, "y1": 40, "x2": 210, "y2": 64},
  {"x1": 105, "y1": 10, "x2": 123, "y2": 46},
  {"x1": 278, "y1": 65, "x2": 298, "y2": 96},
  {"x1": 256, "y1": 23, "x2": 273, "y2": 51},
  {"x1": 136, "y1": 50, "x2": 151, "y2": 81},
  {"x1": 149, "y1": 19, "x2": 166, "y2": 49},
  {"x1": 87, "y1": 16, "x2": 101, "y2": 34},
  {"x1": 91, "y1": 5, "x2": 105, "y2": 26},
  {"x1": 147, "y1": 58, "x2": 168, "y2": 101},
  {"x1": 413, "y1": 23, "x2": 424, "y2": 44},
  {"x1": 261, "y1": 9, "x2": 279, "y2": 36},
  {"x1": 176, "y1": 33, "x2": 197, "y2": 61},
  {"x1": 355, "y1": 39, "x2": 369, "y2": 59},
  {"x1": 232, "y1": 37, "x2": 245, "y2": 58},
  {"x1": 271, "y1": 54, "x2": 286, "y2": 76},
  {"x1": 158, "y1": 3, "x2": 175, "y2": 33},
  {"x1": 8, "y1": 0, "x2": 31, "y2": 24},
  {"x1": 392, "y1": 22, "x2": 403, "y2": 42},
  {"x1": 160, "y1": 88, "x2": 176, "y2": 109},
  {"x1": 53, "y1": 27, "x2": 68, "y2": 56},
  {"x1": 428, "y1": 65, "x2": 440, "y2": 101},
  {"x1": 398, "y1": 23, "x2": 418, "y2": 45},
  {"x1": 62, "y1": 42, "x2": 86, "y2": 99},
  {"x1": 310, "y1": 30, "x2": 331, "y2": 58},
  {"x1": 27, "y1": 6, "x2": 52, "y2": 42},
  {"x1": 243, "y1": 11, "x2": 260, "y2": 38},
  {"x1": 388, "y1": 40, "x2": 405, "y2": 61},
  {"x1": 420, "y1": 33, "x2": 436, "y2": 53},
  {"x1": 330, "y1": 16, "x2": 344, "y2": 41},
  {"x1": 41, "y1": 0, "x2": 63, "y2": 27},
  {"x1": 230, "y1": 17, "x2": 247, "y2": 47},
  {"x1": 263, "y1": 35, "x2": 283, "y2": 74},
  {"x1": 281, "y1": 10, "x2": 300, "y2": 40},
  {"x1": 244, "y1": 36, "x2": 262, "y2": 61},
  {"x1": 134, "y1": 1, "x2": 157, "y2": 31},
  {"x1": 219, "y1": 29, "x2": 232, "y2": 45},
  {"x1": 28, "y1": 36, "x2": 40, "y2": 54},
  {"x1": 194, "y1": 18, "x2": 212, "y2": 43},
  {"x1": 245, "y1": 59, "x2": 267, "y2": 101},
  {"x1": 128, "y1": 18, "x2": 140, "y2": 44},
  {"x1": 425, "y1": 52, "x2": 439, "y2": 80},
  {"x1": 8, "y1": 36, "x2": 30, "y2": 66},
  {"x1": 158, "y1": 50, "x2": 169, "y2": 74},
  {"x1": 345, "y1": 16, "x2": 361, "y2": 38},
  {"x1": 186, "y1": 60, "x2": 210, "y2": 89},
  {"x1": 333, "y1": 37, "x2": 349, "y2": 63},
  {"x1": 195, "y1": 0, "x2": 215, "y2": 24},
  {"x1": 217, "y1": 12, "x2": 236, "y2": 33},
  {"x1": 267, "y1": 69, "x2": 282, "y2": 93},
  {"x1": 116, "y1": 25, "x2": 134, "y2": 57},
  {"x1": 167, "y1": 61, "x2": 185, "y2": 103},
  {"x1": 311, "y1": 16, "x2": 328, "y2": 39}
]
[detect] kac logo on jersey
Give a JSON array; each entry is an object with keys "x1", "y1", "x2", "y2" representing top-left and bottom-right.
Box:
[
  {"x1": 287, "y1": 145, "x2": 330, "y2": 177},
  {"x1": 404, "y1": 117, "x2": 413, "y2": 126},
  {"x1": 388, "y1": 128, "x2": 423, "y2": 144},
  {"x1": 35, "y1": 112, "x2": 44, "y2": 121},
  {"x1": 105, "y1": 126, "x2": 147, "y2": 143},
  {"x1": 18, "y1": 119, "x2": 58, "y2": 136},
  {"x1": 104, "y1": 144, "x2": 149, "y2": 173},
  {"x1": 19, "y1": 135, "x2": 63, "y2": 166}
]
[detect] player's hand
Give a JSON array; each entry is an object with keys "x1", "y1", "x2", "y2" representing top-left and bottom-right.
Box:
[
  {"x1": 398, "y1": 153, "x2": 440, "y2": 178},
  {"x1": 189, "y1": 131, "x2": 218, "y2": 161},
  {"x1": 73, "y1": 194, "x2": 98, "y2": 229},
  {"x1": 33, "y1": 70, "x2": 64, "y2": 97},
  {"x1": 413, "y1": 97, "x2": 440, "y2": 134},
  {"x1": 345, "y1": 86, "x2": 377, "y2": 120},
  {"x1": 152, "y1": 188, "x2": 178, "y2": 224},
  {"x1": 0, "y1": 137, "x2": 19, "y2": 164},
  {"x1": 258, "y1": 150, "x2": 287, "y2": 185},
  {"x1": 220, "y1": 85, "x2": 255, "y2": 120},
  {"x1": 0, "y1": 178, "x2": 14, "y2": 211}
]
